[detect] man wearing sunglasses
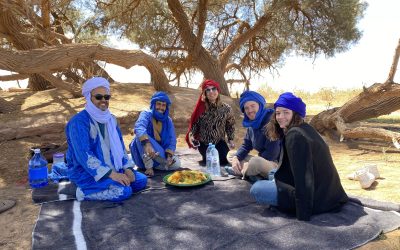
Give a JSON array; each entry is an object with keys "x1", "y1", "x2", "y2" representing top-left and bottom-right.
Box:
[
  {"x1": 65, "y1": 77, "x2": 147, "y2": 201},
  {"x1": 130, "y1": 91, "x2": 181, "y2": 176}
]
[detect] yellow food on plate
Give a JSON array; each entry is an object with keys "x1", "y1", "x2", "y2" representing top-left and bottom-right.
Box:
[{"x1": 167, "y1": 170, "x2": 208, "y2": 185}]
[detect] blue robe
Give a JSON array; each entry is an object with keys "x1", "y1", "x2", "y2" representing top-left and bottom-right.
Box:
[
  {"x1": 66, "y1": 110, "x2": 147, "y2": 201},
  {"x1": 130, "y1": 110, "x2": 177, "y2": 169}
]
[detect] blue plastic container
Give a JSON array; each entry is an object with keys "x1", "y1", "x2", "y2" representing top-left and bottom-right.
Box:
[{"x1": 28, "y1": 149, "x2": 48, "y2": 188}]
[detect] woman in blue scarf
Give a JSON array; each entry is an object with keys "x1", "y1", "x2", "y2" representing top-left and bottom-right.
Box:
[
  {"x1": 130, "y1": 91, "x2": 181, "y2": 176},
  {"x1": 228, "y1": 91, "x2": 280, "y2": 178}
]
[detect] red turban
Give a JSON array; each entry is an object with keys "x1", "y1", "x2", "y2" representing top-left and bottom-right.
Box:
[{"x1": 185, "y1": 79, "x2": 221, "y2": 148}]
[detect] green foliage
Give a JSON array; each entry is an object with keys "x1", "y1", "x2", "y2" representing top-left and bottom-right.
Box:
[{"x1": 95, "y1": 0, "x2": 367, "y2": 81}]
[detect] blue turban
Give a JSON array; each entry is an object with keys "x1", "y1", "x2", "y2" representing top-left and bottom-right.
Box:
[
  {"x1": 239, "y1": 91, "x2": 272, "y2": 129},
  {"x1": 150, "y1": 91, "x2": 171, "y2": 122},
  {"x1": 274, "y1": 92, "x2": 306, "y2": 118}
]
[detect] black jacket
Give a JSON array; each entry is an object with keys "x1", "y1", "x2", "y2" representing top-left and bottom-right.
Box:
[{"x1": 274, "y1": 123, "x2": 348, "y2": 221}]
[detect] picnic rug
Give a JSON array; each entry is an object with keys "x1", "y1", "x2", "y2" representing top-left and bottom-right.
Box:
[{"x1": 32, "y1": 149, "x2": 400, "y2": 250}]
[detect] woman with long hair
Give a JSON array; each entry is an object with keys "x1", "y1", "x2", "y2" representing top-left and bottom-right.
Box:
[
  {"x1": 185, "y1": 79, "x2": 235, "y2": 165},
  {"x1": 250, "y1": 92, "x2": 348, "y2": 221}
]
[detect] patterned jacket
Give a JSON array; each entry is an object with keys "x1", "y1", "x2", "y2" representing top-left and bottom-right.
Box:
[{"x1": 191, "y1": 102, "x2": 235, "y2": 144}]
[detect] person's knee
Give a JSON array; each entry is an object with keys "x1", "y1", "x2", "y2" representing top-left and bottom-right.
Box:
[
  {"x1": 248, "y1": 156, "x2": 277, "y2": 174},
  {"x1": 132, "y1": 171, "x2": 147, "y2": 192},
  {"x1": 250, "y1": 181, "x2": 263, "y2": 197},
  {"x1": 120, "y1": 186, "x2": 133, "y2": 200},
  {"x1": 248, "y1": 157, "x2": 264, "y2": 169}
]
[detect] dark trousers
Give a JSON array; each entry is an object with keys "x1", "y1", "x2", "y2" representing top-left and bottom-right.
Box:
[{"x1": 198, "y1": 140, "x2": 230, "y2": 165}]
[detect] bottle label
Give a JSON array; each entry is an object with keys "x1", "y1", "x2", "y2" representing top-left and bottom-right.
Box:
[{"x1": 29, "y1": 167, "x2": 48, "y2": 179}]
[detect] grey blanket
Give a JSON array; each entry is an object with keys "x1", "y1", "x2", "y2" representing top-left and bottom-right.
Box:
[{"x1": 32, "y1": 150, "x2": 400, "y2": 249}]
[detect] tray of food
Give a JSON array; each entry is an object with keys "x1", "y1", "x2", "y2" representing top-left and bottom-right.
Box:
[{"x1": 163, "y1": 170, "x2": 211, "y2": 187}]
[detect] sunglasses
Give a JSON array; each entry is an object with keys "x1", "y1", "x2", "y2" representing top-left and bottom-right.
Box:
[
  {"x1": 93, "y1": 94, "x2": 111, "y2": 101},
  {"x1": 205, "y1": 87, "x2": 218, "y2": 93}
]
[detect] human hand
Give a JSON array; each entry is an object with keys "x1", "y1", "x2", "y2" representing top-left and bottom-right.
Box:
[
  {"x1": 189, "y1": 133, "x2": 200, "y2": 148},
  {"x1": 167, "y1": 155, "x2": 174, "y2": 166},
  {"x1": 228, "y1": 140, "x2": 235, "y2": 149},
  {"x1": 144, "y1": 143, "x2": 156, "y2": 157},
  {"x1": 124, "y1": 169, "x2": 135, "y2": 183},
  {"x1": 110, "y1": 171, "x2": 131, "y2": 186},
  {"x1": 231, "y1": 156, "x2": 242, "y2": 176},
  {"x1": 145, "y1": 168, "x2": 154, "y2": 177}
]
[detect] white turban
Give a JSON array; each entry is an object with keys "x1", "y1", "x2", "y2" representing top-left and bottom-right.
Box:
[{"x1": 82, "y1": 76, "x2": 110, "y2": 100}]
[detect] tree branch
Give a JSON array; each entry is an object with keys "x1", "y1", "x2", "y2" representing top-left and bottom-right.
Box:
[
  {"x1": 0, "y1": 73, "x2": 28, "y2": 81},
  {"x1": 386, "y1": 38, "x2": 400, "y2": 84},
  {"x1": 39, "y1": 72, "x2": 81, "y2": 97},
  {"x1": 225, "y1": 63, "x2": 247, "y2": 81},
  {"x1": 0, "y1": 44, "x2": 170, "y2": 92},
  {"x1": 219, "y1": 0, "x2": 283, "y2": 68},
  {"x1": 166, "y1": 0, "x2": 197, "y2": 50},
  {"x1": 194, "y1": 0, "x2": 207, "y2": 55}
]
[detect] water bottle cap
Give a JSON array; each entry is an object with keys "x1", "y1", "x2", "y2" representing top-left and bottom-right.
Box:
[
  {"x1": 208, "y1": 143, "x2": 212, "y2": 146},
  {"x1": 33, "y1": 148, "x2": 41, "y2": 153},
  {"x1": 53, "y1": 152, "x2": 64, "y2": 158}
]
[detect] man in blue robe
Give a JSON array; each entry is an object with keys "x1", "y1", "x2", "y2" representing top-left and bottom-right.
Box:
[
  {"x1": 66, "y1": 77, "x2": 147, "y2": 201},
  {"x1": 130, "y1": 92, "x2": 181, "y2": 176}
]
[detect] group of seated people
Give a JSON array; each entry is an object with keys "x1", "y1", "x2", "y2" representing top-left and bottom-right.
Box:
[{"x1": 65, "y1": 76, "x2": 348, "y2": 221}]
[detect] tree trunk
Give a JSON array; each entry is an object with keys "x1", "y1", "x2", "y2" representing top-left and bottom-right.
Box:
[
  {"x1": 311, "y1": 38, "x2": 400, "y2": 147},
  {"x1": 28, "y1": 74, "x2": 53, "y2": 91},
  {"x1": 0, "y1": 44, "x2": 170, "y2": 93},
  {"x1": 194, "y1": 50, "x2": 230, "y2": 95},
  {"x1": 0, "y1": 2, "x2": 53, "y2": 90},
  {"x1": 310, "y1": 83, "x2": 400, "y2": 146},
  {"x1": 166, "y1": 0, "x2": 230, "y2": 96},
  {"x1": 0, "y1": 97, "x2": 14, "y2": 113}
]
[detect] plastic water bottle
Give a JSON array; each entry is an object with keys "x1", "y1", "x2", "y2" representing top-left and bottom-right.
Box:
[
  {"x1": 206, "y1": 143, "x2": 213, "y2": 174},
  {"x1": 52, "y1": 152, "x2": 65, "y2": 166},
  {"x1": 49, "y1": 152, "x2": 68, "y2": 182},
  {"x1": 211, "y1": 145, "x2": 221, "y2": 176},
  {"x1": 28, "y1": 149, "x2": 48, "y2": 188}
]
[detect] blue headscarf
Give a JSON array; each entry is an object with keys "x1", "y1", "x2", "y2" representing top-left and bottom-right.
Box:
[
  {"x1": 150, "y1": 91, "x2": 171, "y2": 122},
  {"x1": 150, "y1": 91, "x2": 172, "y2": 148},
  {"x1": 239, "y1": 91, "x2": 271, "y2": 129},
  {"x1": 274, "y1": 92, "x2": 306, "y2": 118}
]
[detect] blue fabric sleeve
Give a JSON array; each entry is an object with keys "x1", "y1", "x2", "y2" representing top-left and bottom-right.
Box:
[
  {"x1": 165, "y1": 117, "x2": 177, "y2": 153},
  {"x1": 67, "y1": 117, "x2": 111, "y2": 181},
  {"x1": 116, "y1": 124, "x2": 134, "y2": 170},
  {"x1": 235, "y1": 129, "x2": 253, "y2": 161},
  {"x1": 134, "y1": 110, "x2": 152, "y2": 139}
]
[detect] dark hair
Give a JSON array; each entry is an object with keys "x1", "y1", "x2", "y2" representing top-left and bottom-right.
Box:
[{"x1": 265, "y1": 111, "x2": 304, "y2": 140}]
